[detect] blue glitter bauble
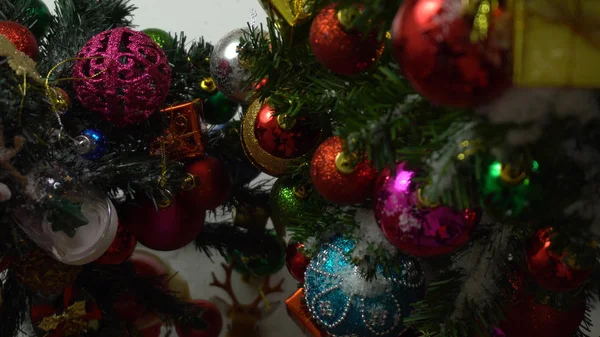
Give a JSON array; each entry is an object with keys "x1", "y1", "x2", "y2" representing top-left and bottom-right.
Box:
[
  {"x1": 305, "y1": 237, "x2": 426, "y2": 337},
  {"x1": 75, "y1": 129, "x2": 107, "y2": 160}
]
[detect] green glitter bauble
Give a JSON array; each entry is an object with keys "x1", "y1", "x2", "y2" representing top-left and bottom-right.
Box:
[
  {"x1": 270, "y1": 177, "x2": 317, "y2": 229},
  {"x1": 26, "y1": 0, "x2": 51, "y2": 38},
  {"x1": 142, "y1": 28, "x2": 173, "y2": 50},
  {"x1": 204, "y1": 91, "x2": 239, "y2": 125}
]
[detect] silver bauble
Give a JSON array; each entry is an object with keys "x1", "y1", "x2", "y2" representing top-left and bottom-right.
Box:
[{"x1": 210, "y1": 29, "x2": 252, "y2": 103}]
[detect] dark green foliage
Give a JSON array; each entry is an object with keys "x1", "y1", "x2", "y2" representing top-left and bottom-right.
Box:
[
  {"x1": 79, "y1": 262, "x2": 207, "y2": 331},
  {"x1": 0, "y1": 272, "x2": 32, "y2": 337},
  {"x1": 38, "y1": 0, "x2": 136, "y2": 76}
]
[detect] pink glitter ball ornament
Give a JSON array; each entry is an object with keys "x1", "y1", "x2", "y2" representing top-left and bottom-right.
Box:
[
  {"x1": 73, "y1": 27, "x2": 171, "y2": 126},
  {"x1": 373, "y1": 162, "x2": 480, "y2": 257}
]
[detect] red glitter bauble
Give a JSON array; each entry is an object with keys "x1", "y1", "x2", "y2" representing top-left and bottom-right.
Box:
[
  {"x1": 374, "y1": 162, "x2": 480, "y2": 257},
  {"x1": 95, "y1": 225, "x2": 137, "y2": 265},
  {"x1": 254, "y1": 102, "x2": 321, "y2": 159},
  {"x1": 120, "y1": 198, "x2": 205, "y2": 251},
  {"x1": 180, "y1": 157, "x2": 232, "y2": 210},
  {"x1": 0, "y1": 21, "x2": 39, "y2": 59},
  {"x1": 72, "y1": 27, "x2": 171, "y2": 126},
  {"x1": 285, "y1": 242, "x2": 310, "y2": 283},
  {"x1": 311, "y1": 136, "x2": 376, "y2": 205},
  {"x1": 526, "y1": 228, "x2": 591, "y2": 292},
  {"x1": 175, "y1": 300, "x2": 223, "y2": 337},
  {"x1": 392, "y1": 0, "x2": 511, "y2": 107},
  {"x1": 310, "y1": 4, "x2": 385, "y2": 75},
  {"x1": 500, "y1": 269, "x2": 586, "y2": 337}
]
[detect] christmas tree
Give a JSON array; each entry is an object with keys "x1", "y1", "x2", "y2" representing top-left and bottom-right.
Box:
[{"x1": 1, "y1": 0, "x2": 599, "y2": 337}]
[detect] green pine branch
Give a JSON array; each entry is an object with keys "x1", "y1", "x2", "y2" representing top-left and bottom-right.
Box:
[
  {"x1": 80, "y1": 262, "x2": 207, "y2": 330},
  {"x1": 39, "y1": 0, "x2": 137, "y2": 76}
]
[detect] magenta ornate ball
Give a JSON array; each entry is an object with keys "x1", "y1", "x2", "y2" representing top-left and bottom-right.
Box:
[
  {"x1": 373, "y1": 162, "x2": 481, "y2": 257},
  {"x1": 72, "y1": 27, "x2": 171, "y2": 126}
]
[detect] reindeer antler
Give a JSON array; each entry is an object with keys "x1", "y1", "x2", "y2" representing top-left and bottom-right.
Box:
[
  {"x1": 250, "y1": 275, "x2": 284, "y2": 308},
  {"x1": 210, "y1": 262, "x2": 240, "y2": 306},
  {"x1": 0, "y1": 121, "x2": 27, "y2": 184}
]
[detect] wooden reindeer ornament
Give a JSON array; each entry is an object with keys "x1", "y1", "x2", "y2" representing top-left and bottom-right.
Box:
[{"x1": 210, "y1": 262, "x2": 284, "y2": 337}]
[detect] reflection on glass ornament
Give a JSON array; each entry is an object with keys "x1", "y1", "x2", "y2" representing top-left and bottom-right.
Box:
[
  {"x1": 374, "y1": 162, "x2": 480, "y2": 257},
  {"x1": 15, "y1": 172, "x2": 118, "y2": 265},
  {"x1": 209, "y1": 29, "x2": 252, "y2": 103},
  {"x1": 304, "y1": 237, "x2": 425, "y2": 337},
  {"x1": 75, "y1": 129, "x2": 107, "y2": 160}
]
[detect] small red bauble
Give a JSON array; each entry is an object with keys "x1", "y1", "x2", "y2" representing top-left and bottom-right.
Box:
[
  {"x1": 254, "y1": 102, "x2": 321, "y2": 159},
  {"x1": 120, "y1": 197, "x2": 206, "y2": 251},
  {"x1": 373, "y1": 162, "x2": 480, "y2": 257},
  {"x1": 310, "y1": 4, "x2": 385, "y2": 75},
  {"x1": 285, "y1": 242, "x2": 310, "y2": 283},
  {"x1": 175, "y1": 300, "x2": 223, "y2": 337},
  {"x1": 242, "y1": 99, "x2": 321, "y2": 176},
  {"x1": 392, "y1": 0, "x2": 511, "y2": 107},
  {"x1": 95, "y1": 225, "x2": 137, "y2": 265},
  {"x1": 311, "y1": 136, "x2": 376, "y2": 205},
  {"x1": 526, "y1": 228, "x2": 591, "y2": 292},
  {"x1": 180, "y1": 157, "x2": 232, "y2": 210},
  {"x1": 0, "y1": 21, "x2": 38, "y2": 59},
  {"x1": 500, "y1": 269, "x2": 586, "y2": 337}
]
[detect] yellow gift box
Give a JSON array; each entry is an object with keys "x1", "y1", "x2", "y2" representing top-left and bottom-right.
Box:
[
  {"x1": 513, "y1": 0, "x2": 600, "y2": 87},
  {"x1": 258, "y1": 0, "x2": 313, "y2": 26}
]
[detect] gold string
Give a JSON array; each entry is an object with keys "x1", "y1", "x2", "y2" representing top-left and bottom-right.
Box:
[
  {"x1": 18, "y1": 73, "x2": 27, "y2": 123},
  {"x1": 43, "y1": 57, "x2": 106, "y2": 139},
  {"x1": 45, "y1": 57, "x2": 106, "y2": 90},
  {"x1": 259, "y1": 288, "x2": 271, "y2": 311}
]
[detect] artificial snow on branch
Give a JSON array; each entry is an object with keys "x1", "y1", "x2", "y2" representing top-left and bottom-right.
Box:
[{"x1": 450, "y1": 221, "x2": 513, "y2": 320}]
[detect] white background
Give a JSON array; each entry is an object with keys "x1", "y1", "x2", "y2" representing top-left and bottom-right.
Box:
[{"x1": 40, "y1": 1, "x2": 600, "y2": 336}]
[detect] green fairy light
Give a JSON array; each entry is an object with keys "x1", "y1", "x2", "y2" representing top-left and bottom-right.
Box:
[
  {"x1": 489, "y1": 161, "x2": 502, "y2": 178},
  {"x1": 532, "y1": 160, "x2": 540, "y2": 172},
  {"x1": 481, "y1": 159, "x2": 539, "y2": 221}
]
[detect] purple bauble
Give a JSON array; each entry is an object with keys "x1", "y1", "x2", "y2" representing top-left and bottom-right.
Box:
[
  {"x1": 73, "y1": 27, "x2": 171, "y2": 126},
  {"x1": 373, "y1": 162, "x2": 480, "y2": 257}
]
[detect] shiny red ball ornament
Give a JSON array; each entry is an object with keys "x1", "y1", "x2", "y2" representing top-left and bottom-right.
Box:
[
  {"x1": 120, "y1": 198, "x2": 206, "y2": 251},
  {"x1": 0, "y1": 255, "x2": 12, "y2": 272},
  {"x1": 526, "y1": 228, "x2": 591, "y2": 291},
  {"x1": 285, "y1": 242, "x2": 310, "y2": 283},
  {"x1": 0, "y1": 21, "x2": 39, "y2": 59},
  {"x1": 175, "y1": 300, "x2": 223, "y2": 337},
  {"x1": 180, "y1": 157, "x2": 232, "y2": 210},
  {"x1": 139, "y1": 324, "x2": 162, "y2": 337},
  {"x1": 254, "y1": 102, "x2": 321, "y2": 159},
  {"x1": 114, "y1": 252, "x2": 169, "y2": 326},
  {"x1": 310, "y1": 4, "x2": 385, "y2": 75},
  {"x1": 500, "y1": 269, "x2": 586, "y2": 337},
  {"x1": 311, "y1": 136, "x2": 376, "y2": 205},
  {"x1": 392, "y1": 0, "x2": 511, "y2": 107},
  {"x1": 95, "y1": 225, "x2": 137, "y2": 265},
  {"x1": 373, "y1": 162, "x2": 480, "y2": 257}
]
